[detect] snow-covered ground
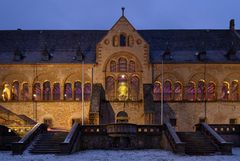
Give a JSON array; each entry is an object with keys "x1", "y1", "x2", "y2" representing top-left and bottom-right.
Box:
[{"x1": 0, "y1": 148, "x2": 240, "y2": 161}]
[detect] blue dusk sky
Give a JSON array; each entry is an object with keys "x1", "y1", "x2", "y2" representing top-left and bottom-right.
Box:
[{"x1": 0, "y1": 0, "x2": 239, "y2": 30}]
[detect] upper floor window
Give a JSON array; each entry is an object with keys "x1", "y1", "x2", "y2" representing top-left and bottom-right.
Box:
[
  {"x1": 120, "y1": 34, "x2": 126, "y2": 46},
  {"x1": 207, "y1": 82, "x2": 216, "y2": 101},
  {"x1": 43, "y1": 81, "x2": 51, "y2": 101},
  {"x1": 53, "y1": 83, "x2": 60, "y2": 100},
  {"x1": 231, "y1": 80, "x2": 238, "y2": 101},
  {"x1": 186, "y1": 81, "x2": 196, "y2": 101},
  {"x1": 164, "y1": 80, "x2": 172, "y2": 101},
  {"x1": 197, "y1": 80, "x2": 206, "y2": 101},
  {"x1": 64, "y1": 83, "x2": 72, "y2": 100},
  {"x1": 33, "y1": 83, "x2": 41, "y2": 101},
  {"x1": 74, "y1": 81, "x2": 82, "y2": 101},
  {"x1": 129, "y1": 60, "x2": 135, "y2": 72},
  {"x1": 22, "y1": 83, "x2": 29, "y2": 101},
  {"x1": 221, "y1": 82, "x2": 229, "y2": 101},
  {"x1": 174, "y1": 82, "x2": 182, "y2": 101},
  {"x1": 110, "y1": 61, "x2": 117, "y2": 72},
  {"x1": 2, "y1": 83, "x2": 11, "y2": 101},
  {"x1": 84, "y1": 83, "x2": 91, "y2": 101},
  {"x1": 153, "y1": 82, "x2": 161, "y2": 101},
  {"x1": 113, "y1": 35, "x2": 119, "y2": 47},
  {"x1": 119, "y1": 58, "x2": 127, "y2": 72},
  {"x1": 106, "y1": 76, "x2": 115, "y2": 100}
]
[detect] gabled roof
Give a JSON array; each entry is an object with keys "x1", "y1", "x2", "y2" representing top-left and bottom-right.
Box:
[{"x1": 0, "y1": 29, "x2": 239, "y2": 64}]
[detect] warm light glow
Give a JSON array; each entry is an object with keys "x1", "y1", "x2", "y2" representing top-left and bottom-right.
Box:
[
  {"x1": 33, "y1": 94, "x2": 37, "y2": 97},
  {"x1": 227, "y1": 91, "x2": 230, "y2": 94},
  {"x1": 121, "y1": 75, "x2": 125, "y2": 78},
  {"x1": 64, "y1": 94, "x2": 67, "y2": 97}
]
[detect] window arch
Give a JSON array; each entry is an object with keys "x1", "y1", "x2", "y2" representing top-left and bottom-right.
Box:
[
  {"x1": 153, "y1": 82, "x2": 161, "y2": 101},
  {"x1": 74, "y1": 81, "x2": 82, "y2": 101},
  {"x1": 207, "y1": 82, "x2": 216, "y2": 101},
  {"x1": 129, "y1": 60, "x2": 135, "y2": 72},
  {"x1": 110, "y1": 61, "x2": 117, "y2": 72},
  {"x1": 118, "y1": 75, "x2": 128, "y2": 100},
  {"x1": 186, "y1": 81, "x2": 196, "y2": 101},
  {"x1": 12, "y1": 81, "x2": 19, "y2": 101},
  {"x1": 118, "y1": 58, "x2": 127, "y2": 72},
  {"x1": 43, "y1": 81, "x2": 51, "y2": 101},
  {"x1": 84, "y1": 83, "x2": 91, "y2": 101},
  {"x1": 2, "y1": 83, "x2": 11, "y2": 101},
  {"x1": 53, "y1": 83, "x2": 60, "y2": 100},
  {"x1": 64, "y1": 83, "x2": 72, "y2": 100},
  {"x1": 21, "y1": 83, "x2": 29, "y2": 101},
  {"x1": 173, "y1": 82, "x2": 182, "y2": 101},
  {"x1": 128, "y1": 35, "x2": 134, "y2": 47},
  {"x1": 221, "y1": 82, "x2": 229, "y2": 101},
  {"x1": 164, "y1": 80, "x2": 172, "y2": 101},
  {"x1": 231, "y1": 80, "x2": 238, "y2": 101},
  {"x1": 197, "y1": 80, "x2": 206, "y2": 101},
  {"x1": 113, "y1": 35, "x2": 119, "y2": 47},
  {"x1": 33, "y1": 83, "x2": 41, "y2": 101},
  {"x1": 130, "y1": 76, "x2": 139, "y2": 100},
  {"x1": 106, "y1": 76, "x2": 115, "y2": 100},
  {"x1": 120, "y1": 34, "x2": 126, "y2": 46}
]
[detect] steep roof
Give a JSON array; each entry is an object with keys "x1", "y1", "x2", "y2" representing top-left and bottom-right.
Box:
[{"x1": 0, "y1": 29, "x2": 239, "y2": 64}]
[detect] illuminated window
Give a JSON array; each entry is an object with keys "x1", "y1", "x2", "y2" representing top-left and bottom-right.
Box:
[
  {"x1": 118, "y1": 75, "x2": 128, "y2": 100},
  {"x1": 153, "y1": 82, "x2": 161, "y2": 101},
  {"x1": 84, "y1": 83, "x2": 91, "y2": 101},
  {"x1": 110, "y1": 61, "x2": 117, "y2": 72},
  {"x1": 129, "y1": 60, "x2": 135, "y2": 72},
  {"x1": 231, "y1": 80, "x2": 238, "y2": 101},
  {"x1": 221, "y1": 82, "x2": 229, "y2": 101},
  {"x1": 64, "y1": 83, "x2": 72, "y2": 100},
  {"x1": 43, "y1": 81, "x2": 51, "y2": 101},
  {"x1": 130, "y1": 76, "x2": 139, "y2": 100},
  {"x1": 197, "y1": 80, "x2": 206, "y2": 101},
  {"x1": 120, "y1": 34, "x2": 126, "y2": 46},
  {"x1": 106, "y1": 76, "x2": 115, "y2": 100},
  {"x1": 2, "y1": 83, "x2": 11, "y2": 101},
  {"x1": 164, "y1": 80, "x2": 172, "y2": 101},
  {"x1": 21, "y1": 83, "x2": 29, "y2": 101},
  {"x1": 53, "y1": 83, "x2": 60, "y2": 100},
  {"x1": 33, "y1": 83, "x2": 41, "y2": 101},
  {"x1": 173, "y1": 82, "x2": 182, "y2": 101},
  {"x1": 186, "y1": 82, "x2": 196, "y2": 101},
  {"x1": 74, "y1": 81, "x2": 82, "y2": 101},
  {"x1": 119, "y1": 58, "x2": 127, "y2": 72},
  {"x1": 12, "y1": 81, "x2": 19, "y2": 101},
  {"x1": 207, "y1": 82, "x2": 216, "y2": 101}
]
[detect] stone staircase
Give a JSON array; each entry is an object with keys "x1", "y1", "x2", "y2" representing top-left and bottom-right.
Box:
[
  {"x1": 29, "y1": 131, "x2": 67, "y2": 154},
  {"x1": 177, "y1": 131, "x2": 219, "y2": 155}
]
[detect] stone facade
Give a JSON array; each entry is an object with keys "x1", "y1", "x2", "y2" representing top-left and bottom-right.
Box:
[{"x1": 0, "y1": 15, "x2": 240, "y2": 132}]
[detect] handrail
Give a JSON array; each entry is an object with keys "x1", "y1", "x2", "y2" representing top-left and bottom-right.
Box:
[
  {"x1": 196, "y1": 123, "x2": 232, "y2": 155},
  {"x1": 60, "y1": 122, "x2": 80, "y2": 154},
  {"x1": 12, "y1": 123, "x2": 47, "y2": 155},
  {"x1": 164, "y1": 123, "x2": 185, "y2": 154}
]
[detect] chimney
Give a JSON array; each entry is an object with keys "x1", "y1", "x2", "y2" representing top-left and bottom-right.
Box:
[{"x1": 230, "y1": 19, "x2": 235, "y2": 31}]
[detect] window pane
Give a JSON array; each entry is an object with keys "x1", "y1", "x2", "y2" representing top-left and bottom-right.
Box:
[
  {"x1": 84, "y1": 83, "x2": 91, "y2": 101},
  {"x1": 119, "y1": 58, "x2": 127, "y2": 72},
  {"x1": 74, "y1": 81, "x2": 82, "y2": 101},
  {"x1": 186, "y1": 82, "x2": 196, "y2": 101},
  {"x1": 43, "y1": 81, "x2": 51, "y2": 101},
  {"x1": 231, "y1": 81, "x2": 238, "y2": 101},
  {"x1": 53, "y1": 83, "x2": 60, "y2": 100},
  {"x1": 174, "y1": 82, "x2": 182, "y2": 101},
  {"x1": 106, "y1": 76, "x2": 115, "y2": 100},
  {"x1": 33, "y1": 83, "x2": 41, "y2": 101},
  {"x1": 12, "y1": 81, "x2": 19, "y2": 101},
  {"x1": 164, "y1": 80, "x2": 172, "y2": 101},
  {"x1": 207, "y1": 82, "x2": 216, "y2": 101},
  {"x1": 22, "y1": 83, "x2": 29, "y2": 101},
  {"x1": 221, "y1": 82, "x2": 229, "y2": 101},
  {"x1": 64, "y1": 83, "x2": 72, "y2": 100},
  {"x1": 197, "y1": 80, "x2": 206, "y2": 101},
  {"x1": 153, "y1": 82, "x2": 161, "y2": 101}
]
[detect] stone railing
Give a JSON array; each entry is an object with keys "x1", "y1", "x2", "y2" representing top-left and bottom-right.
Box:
[
  {"x1": 196, "y1": 123, "x2": 232, "y2": 155},
  {"x1": 164, "y1": 123, "x2": 185, "y2": 154},
  {"x1": 137, "y1": 125, "x2": 162, "y2": 135},
  {"x1": 60, "y1": 123, "x2": 80, "y2": 154},
  {"x1": 209, "y1": 124, "x2": 240, "y2": 135},
  {"x1": 106, "y1": 123, "x2": 137, "y2": 137},
  {"x1": 12, "y1": 123, "x2": 48, "y2": 155}
]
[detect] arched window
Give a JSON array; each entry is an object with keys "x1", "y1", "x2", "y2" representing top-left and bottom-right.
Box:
[
  {"x1": 164, "y1": 80, "x2": 172, "y2": 101},
  {"x1": 128, "y1": 35, "x2": 134, "y2": 47},
  {"x1": 84, "y1": 83, "x2": 91, "y2": 101},
  {"x1": 12, "y1": 81, "x2": 19, "y2": 101},
  {"x1": 129, "y1": 60, "x2": 135, "y2": 72},
  {"x1": 173, "y1": 82, "x2": 182, "y2": 101},
  {"x1": 153, "y1": 82, "x2": 161, "y2": 101},
  {"x1": 2, "y1": 83, "x2": 11, "y2": 101},
  {"x1": 74, "y1": 81, "x2": 82, "y2": 101},
  {"x1": 207, "y1": 82, "x2": 216, "y2": 101},
  {"x1": 64, "y1": 83, "x2": 72, "y2": 100},
  {"x1": 21, "y1": 83, "x2": 29, "y2": 101},
  {"x1": 231, "y1": 80, "x2": 238, "y2": 101},
  {"x1": 120, "y1": 34, "x2": 126, "y2": 46},
  {"x1": 221, "y1": 82, "x2": 229, "y2": 101},
  {"x1": 118, "y1": 75, "x2": 128, "y2": 100},
  {"x1": 119, "y1": 58, "x2": 127, "y2": 72},
  {"x1": 113, "y1": 35, "x2": 119, "y2": 47},
  {"x1": 130, "y1": 76, "x2": 139, "y2": 100},
  {"x1": 53, "y1": 83, "x2": 60, "y2": 100},
  {"x1": 106, "y1": 76, "x2": 115, "y2": 100},
  {"x1": 110, "y1": 61, "x2": 117, "y2": 72},
  {"x1": 43, "y1": 81, "x2": 51, "y2": 101},
  {"x1": 33, "y1": 83, "x2": 41, "y2": 101},
  {"x1": 197, "y1": 80, "x2": 206, "y2": 101},
  {"x1": 186, "y1": 82, "x2": 196, "y2": 101}
]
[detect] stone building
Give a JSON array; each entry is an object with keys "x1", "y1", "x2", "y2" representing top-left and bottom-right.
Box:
[{"x1": 0, "y1": 11, "x2": 240, "y2": 132}]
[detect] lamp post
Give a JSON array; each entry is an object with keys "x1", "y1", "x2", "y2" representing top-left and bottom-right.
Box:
[{"x1": 161, "y1": 59, "x2": 164, "y2": 125}]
